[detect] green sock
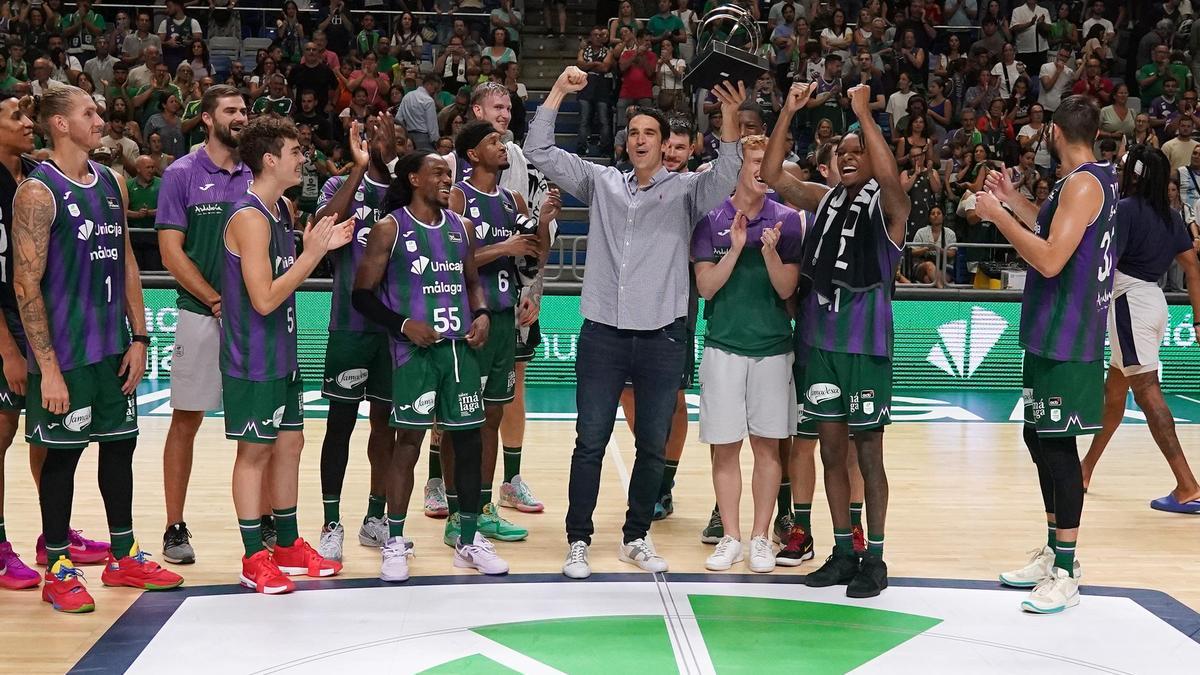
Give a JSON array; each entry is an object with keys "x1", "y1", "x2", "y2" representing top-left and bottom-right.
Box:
[
  {"x1": 850, "y1": 502, "x2": 864, "y2": 528},
  {"x1": 0, "y1": 518, "x2": 7, "y2": 543},
  {"x1": 660, "y1": 459, "x2": 679, "y2": 497},
  {"x1": 366, "y1": 493, "x2": 386, "y2": 521},
  {"x1": 109, "y1": 526, "x2": 135, "y2": 559},
  {"x1": 792, "y1": 503, "x2": 812, "y2": 531},
  {"x1": 833, "y1": 527, "x2": 853, "y2": 553},
  {"x1": 481, "y1": 484, "x2": 493, "y2": 507},
  {"x1": 777, "y1": 481, "x2": 791, "y2": 520},
  {"x1": 447, "y1": 491, "x2": 460, "y2": 515},
  {"x1": 429, "y1": 444, "x2": 442, "y2": 480},
  {"x1": 1047, "y1": 521, "x2": 1057, "y2": 549},
  {"x1": 1054, "y1": 541, "x2": 1076, "y2": 577},
  {"x1": 459, "y1": 512, "x2": 478, "y2": 543},
  {"x1": 272, "y1": 507, "x2": 299, "y2": 548},
  {"x1": 238, "y1": 518, "x2": 264, "y2": 557},
  {"x1": 867, "y1": 532, "x2": 884, "y2": 557},
  {"x1": 388, "y1": 513, "x2": 406, "y2": 538},
  {"x1": 503, "y1": 446, "x2": 522, "y2": 483},
  {"x1": 322, "y1": 494, "x2": 340, "y2": 527},
  {"x1": 45, "y1": 540, "x2": 71, "y2": 564}
]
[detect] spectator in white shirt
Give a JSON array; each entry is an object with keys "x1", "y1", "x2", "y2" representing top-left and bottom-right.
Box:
[
  {"x1": 991, "y1": 42, "x2": 1025, "y2": 99},
  {"x1": 1081, "y1": 1, "x2": 1116, "y2": 43},
  {"x1": 1010, "y1": 0, "x2": 1051, "y2": 74},
  {"x1": 1038, "y1": 46, "x2": 1075, "y2": 113}
]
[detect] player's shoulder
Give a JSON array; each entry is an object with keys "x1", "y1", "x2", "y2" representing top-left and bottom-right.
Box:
[{"x1": 162, "y1": 150, "x2": 200, "y2": 179}]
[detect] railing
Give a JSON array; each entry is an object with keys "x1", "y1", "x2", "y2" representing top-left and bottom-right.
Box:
[{"x1": 61, "y1": 2, "x2": 491, "y2": 20}]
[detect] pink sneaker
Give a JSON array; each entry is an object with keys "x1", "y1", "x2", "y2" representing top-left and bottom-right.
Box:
[
  {"x1": 36, "y1": 530, "x2": 111, "y2": 566},
  {"x1": 0, "y1": 542, "x2": 40, "y2": 589}
]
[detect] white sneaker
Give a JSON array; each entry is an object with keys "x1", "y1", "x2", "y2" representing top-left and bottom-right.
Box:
[
  {"x1": 562, "y1": 541, "x2": 591, "y2": 579},
  {"x1": 380, "y1": 536, "x2": 414, "y2": 582},
  {"x1": 454, "y1": 532, "x2": 510, "y2": 575},
  {"x1": 704, "y1": 536, "x2": 744, "y2": 571},
  {"x1": 748, "y1": 535, "x2": 775, "y2": 573},
  {"x1": 619, "y1": 538, "x2": 669, "y2": 573},
  {"x1": 317, "y1": 522, "x2": 345, "y2": 562},
  {"x1": 1000, "y1": 545, "x2": 1083, "y2": 587},
  {"x1": 358, "y1": 516, "x2": 388, "y2": 548},
  {"x1": 1021, "y1": 567, "x2": 1080, "y2": 613}
]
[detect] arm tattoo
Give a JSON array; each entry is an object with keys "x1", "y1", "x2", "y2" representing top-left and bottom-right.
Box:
[
  {"x1": 12, "y1": 183, "x2": 59, "y2": 372},
  {"x1": 528, "y1": 269, "x2": 545, "y2": 304}
]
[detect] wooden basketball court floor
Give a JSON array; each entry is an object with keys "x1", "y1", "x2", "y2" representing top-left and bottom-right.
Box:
[{"x1": 3, "y1": 395, "x2": 1200, "y2": 673}]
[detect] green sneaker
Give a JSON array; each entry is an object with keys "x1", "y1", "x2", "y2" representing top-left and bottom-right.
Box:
[
  {"x1": 700, "y1": 506, "x2": 723, "y2": 544},
  {"x1": 442, "y1": 512, "x2": 461, "y2": 548},
  {"x1": 478, "y1": 503, "x2": 529, "y2": 541}
]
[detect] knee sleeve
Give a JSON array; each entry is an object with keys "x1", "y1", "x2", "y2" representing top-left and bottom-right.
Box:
[
  {"x1": 320, "y1": 401, "x2": 359, "y2": 495},
  {"x1": 98, "y1": 439, "x2": 136, "y2": 530},
  {"x1": 1039, "y1": 436, "x2": 1083, "y2": 529},
  {"x1": 39, "y1": 449, "x2": 84, "y2": 545},
  {"x1": 448, "y1": 429, "x2": 483, "y2": 515}
]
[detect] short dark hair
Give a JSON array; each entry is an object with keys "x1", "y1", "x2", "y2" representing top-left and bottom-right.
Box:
[
  {"x1": 455, "y1": 120, "x2": 498, "y2": 159},
  {"x1": 825, "y1": 53, "x2": 843, "y2": 63},
  {"x1": 239, "y1": 116, "x2": 299, "y2": 175},
  {"x1": 201, "y1": 83, "x2": 243, "y2": 118},
  {"x1": 422, "y1": 73, "x2": 440, "y2": 86},
  {"x1": 1053, "y1": 94, "x2": 1101, "y2": 145},
  {"x1": 628, "y1": 106, "x2": 669, "y2": 139}
]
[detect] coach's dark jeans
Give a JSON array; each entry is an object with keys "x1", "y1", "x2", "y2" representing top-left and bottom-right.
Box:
[{"x1": 566, "y1": 318, "x2": 688, "y2": 545}]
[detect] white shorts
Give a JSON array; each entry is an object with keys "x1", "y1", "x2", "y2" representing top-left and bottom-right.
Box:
[
  {"x1": 698, "y1": 347, "x2": 795, "y2": 444},
  {"x1": 1108, "y1": 277, "x2": 1167, "y2": 377},
  {"x1": 170, "y1": 309, "x2": 223, "y2": 411}
]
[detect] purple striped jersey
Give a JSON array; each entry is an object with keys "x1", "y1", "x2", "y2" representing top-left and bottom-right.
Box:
[
  {"x1": 455, "y1": 180, "x2": 520, "y2": 312},
  {"x1": 1020, "y1": 161, "x2": 1120, "y2": 362},
  {"x1": 220, "y1": 192, "x2": 298, "y2": 381},
  {"x1": 319, "y1": 174, "x2": 388, "y2": 332},
  {"x1": 802, "y1": 185, "x2": 902, "y2": 358},
  {"x1": 379, "y1": 207, "x2": 474, "y2": 367},
  {"x1": 24, "y1": 160, "x2": 129, "y2": 373}
]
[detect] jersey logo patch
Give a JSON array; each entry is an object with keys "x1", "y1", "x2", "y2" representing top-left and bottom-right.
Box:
[
  {"x1": 405, "y1": 240, "x2": 418, "y2": 253},
  {"x1": 63, "y1": 406, "x2": 93, "y2": 432},
  {"x1": 448, "y1": 232, "x2": 463, "y2": 243},
  {"x1": 270, "y1": 405, "x2": 285, "y2": 428},
  {"x1": 470, "y1": 207, "x2": 481, "y2": 218},
  {"x1": 806, "y1": 383, "x2": 841, "y2": 405},
  {"x1": 106, "y1": 197, "x2": 120, "y2": 210},
  {"x1": 77, "y1": 219, "x2": 94, "y2": 240},
  {"x1": 68, "y1": 204, "x2": 81, "y2": 218},
  {"x1": 414, "y1": 391, "x2": 436, "y2": 415},
  {"x1": 475, "y1": 222, "x2": 490, "y2": 240},
  {"x1": 411, "y1": 256, "x2": 430, "y2": 274},
  {"x1": 355, "y1": 205, "x2": 374, "y2": 222}
]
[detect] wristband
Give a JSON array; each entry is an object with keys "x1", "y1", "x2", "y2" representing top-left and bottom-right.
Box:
[
  {"x1": 131, "y1": 335, "x2": 150, "y2": 345},
  {"x1": 473, "y1": 308, "x2": 492, "y2": 321}
]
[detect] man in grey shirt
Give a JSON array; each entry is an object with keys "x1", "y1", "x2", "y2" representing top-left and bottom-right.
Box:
[
  {"x1": 396, "y1": 74, "x2": 442, "y2": 151},
  {"x1": 524, "y1": 66, "x2": 745, "y2": 578}
]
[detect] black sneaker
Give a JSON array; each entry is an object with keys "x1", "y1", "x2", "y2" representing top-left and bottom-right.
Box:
[
  {"x1": 700, "y1": 506, "x2": 723, "y2": 544},
  {"x1": 162, "y1": 522, "x2": 195, "y2": 564},
  {"x1": 846, "y1": 552, "x2": 888, "y2": 598},
  {"x1": 261, "y1": 520, "x2": 278, "y2": 552},
  {"x1": 775, "y1": 525, "x2": 815, "y2": 567},
  {"x1": 772, "y1": 512, "x2": 793, "y2": 543},
  {"x1": 804, "y1": 549, "x2": 860, "y2": 587}
]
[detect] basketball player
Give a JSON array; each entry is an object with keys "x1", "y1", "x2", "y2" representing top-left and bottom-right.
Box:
[
  {"x1": 693, "y1": 134, "x2": 804, "y2": 574},
  {"x1": 313, "y1": 114, "x2": 400, "y2": 561},
  {"x1": 1080, "y1": 146, "x2": 1200, "y2": 512},
  {"x1": 761, "y1": 82, "x2": 910, "y2": 598},
  {"x1": 222, "y1": 117, "x2": 350, "y2": 594},
  {"x1": 617, "y1": 116, "x2": 697, "y2": 523},
  {"x1": 156, "y1": 84, "x2": 253, "y2": 564},
  {"x1": 438, "y1": 121, "x2": 556, "y2": 547},
  {"x1": 975, "y1": 94, "x2": 1118, "y2": 613},
  {"x1": 14, "y1": 86, "x2": 184, "y2": 612},
  {"x1": 351, "y1": 151, "x2": 510, "y2": 577}
]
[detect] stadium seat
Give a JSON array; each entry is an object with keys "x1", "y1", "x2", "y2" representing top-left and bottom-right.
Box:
[
  {"x1": 242, "y1": 37, "x2": 275, "y2": 56},
  {"x1": 209, "y1": 36, "x2": 241, "y2": 60}
]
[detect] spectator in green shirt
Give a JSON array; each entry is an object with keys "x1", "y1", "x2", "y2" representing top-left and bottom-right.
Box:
[
  {"x1": 647, "y1": 0, "x2": 686, "y2": 45},
  {"x1": 375, "y1": 36, "x2": 399, "y2": 77},
  {"x1": 0, "y1": 55, "x2": 22, "y2": 93},
  {"x1": 60, "y1": 0, "x2": 106, "y2": 60},
  {"x1": 132, "y1": 61, "x2": 182, "y2": 126},
  {"x1": 1138, "y1": 44, "x2": 1192, "y2": 108},
  {"x1": 126, "y1": 155, "x2": 161, "y2": 230}
]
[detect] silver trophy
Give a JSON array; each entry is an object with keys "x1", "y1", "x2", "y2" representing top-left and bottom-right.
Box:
[{"x1": 682, "y1": 4, "x2": 768, "y2": 90}]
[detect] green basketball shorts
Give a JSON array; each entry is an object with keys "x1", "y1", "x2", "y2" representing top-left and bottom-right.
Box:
[
  {"x1": 222, "y1": 371, "x2": 305, "y2": 444},
  {"x1": 389, "y1": 339, "x2": 485, "y2": 430},
  {"x1": 321, "y1": 330, "x2": 392, "y2": 403},
  {"x1": 791, "y1": 354, "x2": 818, "y2": 439},
  {"x1": 26, "y1": 355, "x2": 138, "y2": 450},
  {"x1": 1022, "y1": 351, "x2": 1104, "y2": 438},
  {"x1": 801, "y1": 347, "x2": 893, "y2": 431},
  {"x1": 476, "y1": 308, "x2": 516, "y2": 404}
]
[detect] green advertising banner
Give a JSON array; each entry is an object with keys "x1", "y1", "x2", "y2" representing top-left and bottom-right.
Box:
[{"x1": 141, "y1": 293, "x2": 1200, "y2": 392}]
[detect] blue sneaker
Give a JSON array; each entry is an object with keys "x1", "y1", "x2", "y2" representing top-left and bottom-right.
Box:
[
  {"x1": 652, "y1": 493, "x2": 674, "y2": 521},
  {"x1": 1150, "y1": 494, "x2": 1200, "y2": 514}
]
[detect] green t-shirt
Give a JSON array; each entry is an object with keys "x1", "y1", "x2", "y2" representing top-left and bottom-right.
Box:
[
  {"x1": 135, "y1": 83, "x2": 182, "y2": 125},
  {"x1": 106, "y1": 84, "x2": 139, "y2": 102},
  {"x1": 297, "y1": 146, "x2": 326, "y2": 210},
  {"x1": 1137, "y1": 63, "x2": 1191, "y2": 105},
  {"x1": 0, "y1": 75, "x2": 19, "y2": 91},
  {"x1": 181, "y1": 99, "x2": 206, "y2": 147},
  {"x1": 60, "y1": 10, "x2": 105, "y2": 52},
  {"x1": 126, "y1": 176, "x2": 161, "y2": 230},
  {"x1": 435, "y1": 90, "x2": 454, "y2": 109},
  {"x1": 647, "y1": 13, "x2": 685, "y2": 40},
  {"x1": 379, "y1": 55, "x2": 399, "y2": 77},
  {"x1": 251, "y1": 95, "x2": 294, "y2": 116}
]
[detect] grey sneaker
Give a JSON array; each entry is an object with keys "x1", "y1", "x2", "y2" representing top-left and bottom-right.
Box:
[
  {"x1": 162, "y1": 522, "x2": 195, "y2": 564},
  {"x1": 359, "y1": 516, "x2": 388, "y2": 548},
  {"x1": 317, "y1": 522, "x2": 345, "y2": 562}
]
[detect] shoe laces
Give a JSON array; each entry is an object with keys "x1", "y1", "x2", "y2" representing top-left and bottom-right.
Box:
[
  {"x1": 751, "y1": 537, "x2": 771, "y2": 557},
  {"x1": 383, "y1": 539, "x2": 413, "y2": 559},
  {"x1": 712, "y1": 537, "x2": 737, "y2": 558},
  {"x1": 777, "y1": 514, "x2": 794, "y2": 531},
  {"x1": 566, "y1": 542, "x2": 588, "y2": 565},
  {"x1": 707, "y1": 509, "x2": 722, "y2": 529},
  {"x1": 514, "y1": 480, "x2": 535, "y2": 502},
  {"x1": 626, "y1": 539, "x2": 657, "y2": 561},
  {"x1": 165, "y1": 525, "x2": 191, "y2": 547},
  {"x1": 53, "y1": 561, "x2": 86, "y2": 583}
]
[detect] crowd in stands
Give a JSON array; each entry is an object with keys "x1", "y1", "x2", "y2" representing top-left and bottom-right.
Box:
[{"x1": 0, "y1": 0, "x2": 1197, "y2": 288}]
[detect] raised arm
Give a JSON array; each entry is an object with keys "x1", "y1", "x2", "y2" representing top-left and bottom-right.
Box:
[
  {"x1": 976, "y1": 171, "x2": 1100, "y2": 277},
  {"x1": 12, "y1": 180, "x2": 68, "y2": 413},
  {"x1": 984, "y1": 165, "x2": 1042, "y2": 229},
  {"x1": 693, "y1": 212, "x2": 744, "y2": 300},
  {"x1": 763, "y1": 82, "x2": 830, "y2": 212},
  {"x1": 848, "y1": 83, "x2": 910, "y2": 246},
  {"x1": 228, "y1": 209, "x2": 351, "y2": 315},
  {"x1": 523, "y1": 66, "x2": 600, "y2": 204},
  {"x1": 690, "y1": 80, "x2": 747, "y2": 220}
]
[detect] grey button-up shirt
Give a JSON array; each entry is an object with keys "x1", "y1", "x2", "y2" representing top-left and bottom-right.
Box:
[{"x1": 524, "y1": 105, "x2": 741, "y2": 329}]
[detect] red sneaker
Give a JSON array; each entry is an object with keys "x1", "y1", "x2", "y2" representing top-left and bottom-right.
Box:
[
  {"x1": 41, "y1": 558, "x2": 95, "y2": 613},
  {"x1": 100, "y1": 546, "x2": 184, "y2": 591},
  {"x1": 239, "y1": 550, "x2": 295, "y2": 595},
  {"x1": 851, "y1": 524, "x2": 866, "y2": 555},
  {"x1": 273, "y1": 537, "x2": 343, "y2": 577},
  {"x1": 36, "y1": 530, "x2": 111, "y2": 566}
]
